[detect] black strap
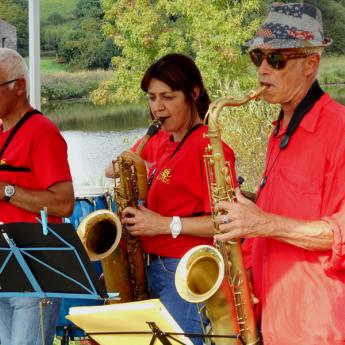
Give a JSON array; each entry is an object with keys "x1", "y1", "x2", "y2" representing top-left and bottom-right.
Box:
[
  {"x1": 0, "y1": 109, "x2": 42, "y2": 159},
  {"x1": 273, "y1": 80, "x2": 324, "y2": 149},
  {"x1": 0, "y1": 165, "x2": 30, "y2": 172},
  {"x1": 170, "y1": 123, "x2": 203, "y2": 159}
]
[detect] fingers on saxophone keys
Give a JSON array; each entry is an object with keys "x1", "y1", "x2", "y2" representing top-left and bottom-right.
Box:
[{"x1": 214, "y1": 201, "x2": 230, "y2": 213}]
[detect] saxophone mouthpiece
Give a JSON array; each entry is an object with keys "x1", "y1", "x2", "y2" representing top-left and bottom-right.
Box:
[
  {"x1": 251, "y1": 85, "x2": 268, "y2": 100},
  {"x1": 146, "y1": 118, "x2": 162, "y2": 137}
]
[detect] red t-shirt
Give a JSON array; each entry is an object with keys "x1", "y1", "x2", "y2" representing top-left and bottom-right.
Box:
[
  {"x1": 0, "y1": 113, "x2": 72, "y2": 223},
  {"x1": 135, "y1": 125, "x2": 237, "y2": 257},
  {"x1": 243, "y1": 94, "x2": 345, "y2": 345}
]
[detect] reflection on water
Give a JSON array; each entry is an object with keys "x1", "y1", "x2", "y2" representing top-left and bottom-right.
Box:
[
  {"x1": 43, "y1": 99, "x2": 149, "y2": 131},
  {"x1": 43, "y1": 100, "x2": 151, "y2": 187}
]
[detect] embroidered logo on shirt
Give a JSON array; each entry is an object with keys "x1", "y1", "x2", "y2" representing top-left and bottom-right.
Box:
[{"x1": 157, "y1": 168, "x2": 172, "y2": 184}]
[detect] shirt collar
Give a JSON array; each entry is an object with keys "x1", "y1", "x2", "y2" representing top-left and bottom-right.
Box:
[{"x1": 272, "y1": 80, "x2": 327, "y2": 135}]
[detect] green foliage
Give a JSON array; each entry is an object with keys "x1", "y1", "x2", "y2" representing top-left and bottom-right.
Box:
[
  {"x1": 93, "y1": 0, "x2": 265, "y2": 105},
  {"x1": 74, "y1": 0, "x2": 104, "y2": 19},
  {"x1": 48, "y1": 0, "x2": 120, "y2": 70},
  {"x1": 46, "y1": 12, "x2": 67, "y2": 26},
  {"x1": 0, "y1": 0, "x2": 28, "y2": 55}
]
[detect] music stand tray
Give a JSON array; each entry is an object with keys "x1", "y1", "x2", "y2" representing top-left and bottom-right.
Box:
[
  {"x1": 67, "y1": 298, "x2": 194, "y2": 345},
  {"x1": 0, "y1": 222, "x2": 109, "y2": 300}
]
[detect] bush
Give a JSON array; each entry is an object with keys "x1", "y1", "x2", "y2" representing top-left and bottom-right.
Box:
[
  {"x1": 41, "y1": 70, "x2": 111, "y2": 100},
  {"x1": 215, "y1": 83, "x2": 278, "y2": 192}
]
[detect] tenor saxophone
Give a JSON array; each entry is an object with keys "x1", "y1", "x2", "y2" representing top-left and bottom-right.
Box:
[
  {"x1": 78, "y1": 119, "x2": 161, "y2": 302},
  {"x1": 175, "y1": 86, "x2": 266, "y2": 345}
]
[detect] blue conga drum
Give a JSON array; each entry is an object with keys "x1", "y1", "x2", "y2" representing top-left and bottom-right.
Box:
[{"x1": 56, "y1": 186, "x2": 110, "y2": 343}]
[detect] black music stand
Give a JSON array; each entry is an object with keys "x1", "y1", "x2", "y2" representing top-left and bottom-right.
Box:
[{"x1": 0, "y1": 222, "x2": 109, "y2": 300}]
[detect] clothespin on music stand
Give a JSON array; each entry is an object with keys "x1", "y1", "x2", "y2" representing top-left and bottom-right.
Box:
[{"x1": 40, "y1": 207, "x2": 48, "y2": 235}]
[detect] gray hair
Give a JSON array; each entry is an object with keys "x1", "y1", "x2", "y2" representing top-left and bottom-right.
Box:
[
  {"x1": 300, "y1": 46, "x2": 324, "y2": 57},
  {"x1": 0, "y1": 48, "x2": 28, "y2": 89}
]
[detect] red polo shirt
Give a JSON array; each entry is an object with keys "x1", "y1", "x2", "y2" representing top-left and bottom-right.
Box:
[
  {"x1": 244, "y1": 93, "x2": 345, "y2": 345},
  {"x1": 135, "y1": 125, "x2": 237, "y2": 257},
  {"x1": 0, "y1": 114, "x2": 72, "y2": 223}
]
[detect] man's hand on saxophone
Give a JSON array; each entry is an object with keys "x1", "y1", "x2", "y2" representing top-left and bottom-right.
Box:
[
  {"x1": 214, "y1": 188, "x2": 333, "y2": 251},
  {"x1": 214, "y1": 187, "x2": 272, "y2": 240}
]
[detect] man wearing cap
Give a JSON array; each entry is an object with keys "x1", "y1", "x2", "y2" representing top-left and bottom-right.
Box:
[{"x1": 215, "y1": 3, "x2": 345, "y2": 344}]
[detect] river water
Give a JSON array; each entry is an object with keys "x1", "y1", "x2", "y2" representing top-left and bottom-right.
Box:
[
  {"x1": 43, "y1": 100, "x2": 149, "y2": 188},
  {"x1": 43, "y1": 86, "x2": 345, "y2": 190}
]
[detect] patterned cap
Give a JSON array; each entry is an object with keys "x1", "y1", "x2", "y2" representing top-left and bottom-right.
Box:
[{"x1": 244, "y1": 2, "x2": 332, "y2": 50}]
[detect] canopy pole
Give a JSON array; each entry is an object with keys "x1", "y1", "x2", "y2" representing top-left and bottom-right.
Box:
[{"x1": 28, "y1": 0, "x2": 41, "y2": 110}]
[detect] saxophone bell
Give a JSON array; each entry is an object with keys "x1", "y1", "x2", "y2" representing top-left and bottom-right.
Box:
[{"x1": 77, "y1": 209, "x2": 122, "y2": 261}]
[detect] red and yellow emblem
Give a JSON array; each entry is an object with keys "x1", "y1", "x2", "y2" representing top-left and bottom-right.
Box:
[
  {"x1": 0, "y1": 159, "x2": 6, "y2": 165},
  {"x1": 157, "y1": 168, "x2": 172, "y2": 184}
]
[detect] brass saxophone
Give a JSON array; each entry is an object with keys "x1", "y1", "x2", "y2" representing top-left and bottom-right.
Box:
[
  {"x1": 78, "y1": 119, "x2": 161, "y2": 302},
  {"x1": 175, "y1": 86, "x2": 266, "y2": 345}
]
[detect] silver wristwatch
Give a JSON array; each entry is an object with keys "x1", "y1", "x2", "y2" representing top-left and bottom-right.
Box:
[
  {"x1": 4, "y1": 184, "x2": 16, "y2": 202},
  {"x1": 170, "y1": 216, "x2": 182, "y2": 239}
]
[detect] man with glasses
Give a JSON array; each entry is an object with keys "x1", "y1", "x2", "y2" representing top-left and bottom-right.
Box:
[
  {"x1": 215, "y1": 3, "x2": 345, "y2": 344},
  {"x1": 0, "y1": 48, "x2": 74, "y2": 345}
]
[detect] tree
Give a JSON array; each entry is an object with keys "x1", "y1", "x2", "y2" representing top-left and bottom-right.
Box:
[
  {"x1": 92, "y1": 0, "x2": 265, "y2": 104},
  {"x1": 53, "y1": 0, "x2": 119, "y2": 69},
  {"x1": 74, "y1": 0, "x2": 104, "y2": 19}
]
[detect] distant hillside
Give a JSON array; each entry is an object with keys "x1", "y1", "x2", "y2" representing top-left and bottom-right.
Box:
[{"x1": 40, "y1": 0, "x2": 78, "y2": 21}]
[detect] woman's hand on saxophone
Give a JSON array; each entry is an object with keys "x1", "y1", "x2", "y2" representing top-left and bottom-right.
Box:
[
  {"x1": 213, "y1": 187, "x2": 273, "y2": 241},
  {"x1": 121, "y1": 205, "x2": 170, "y2": 236}
]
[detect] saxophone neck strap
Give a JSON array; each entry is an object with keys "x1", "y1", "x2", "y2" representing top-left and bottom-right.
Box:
[
  {"x1": 0, "y1": 109, "x2": 42, "y2": 160},
  {"x1": 170, "y1": 123, "x2": 203, "y2": 159},
  {"x1": 274, "y1": 80, "x2": 324, "y2": 149}
]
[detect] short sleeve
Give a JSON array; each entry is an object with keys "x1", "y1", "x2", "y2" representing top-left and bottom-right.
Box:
[{"x1": 31, "y1": 124, "x2": 71, "y2": 189}]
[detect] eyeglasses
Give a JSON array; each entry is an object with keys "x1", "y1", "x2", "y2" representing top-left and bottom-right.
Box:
[
  {"x1": 0, "y1": 79, "x2": 19, "y2": 87},
  {"x1": 249, "y1": 49, "x2": 311, "y2": 70}
]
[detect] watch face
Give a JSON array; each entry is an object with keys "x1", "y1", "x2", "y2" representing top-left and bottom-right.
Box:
[
  {"x1": 170, "y1": 217, "x2": 182, "y2": 238},
  {"x1": 172, "y1": 223, "x2": 180, "y2": 232}
]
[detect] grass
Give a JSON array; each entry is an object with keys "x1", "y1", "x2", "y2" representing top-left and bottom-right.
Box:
[
  {"x1": 24, "y1": 57, "x2": 71, "y2": 73},
  {"x1": 40, "y1": 0, "x2": 78, "y2": 21},
  {"x1": 41, "y1": 57, "x2": 71, "y2": 73},
  {"x1": 319, "y1": 55, "x2": 345, "y2": 84}
]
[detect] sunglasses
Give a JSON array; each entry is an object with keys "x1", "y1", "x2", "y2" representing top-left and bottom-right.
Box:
[
  {"x1": 249, "y1": 49, "x2": 310, "y2": 70},
  {"x1": 0, "y1": 79, "x2": 19, "y2": 87}
]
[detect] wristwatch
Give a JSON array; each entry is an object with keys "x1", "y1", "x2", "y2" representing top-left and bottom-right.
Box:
[
  {"x1": 170, "y1": 216, "x2": 182, "y2": 239},
  {"x1": 4, "y1": 184, "x2": 16, "y2": 202}
]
